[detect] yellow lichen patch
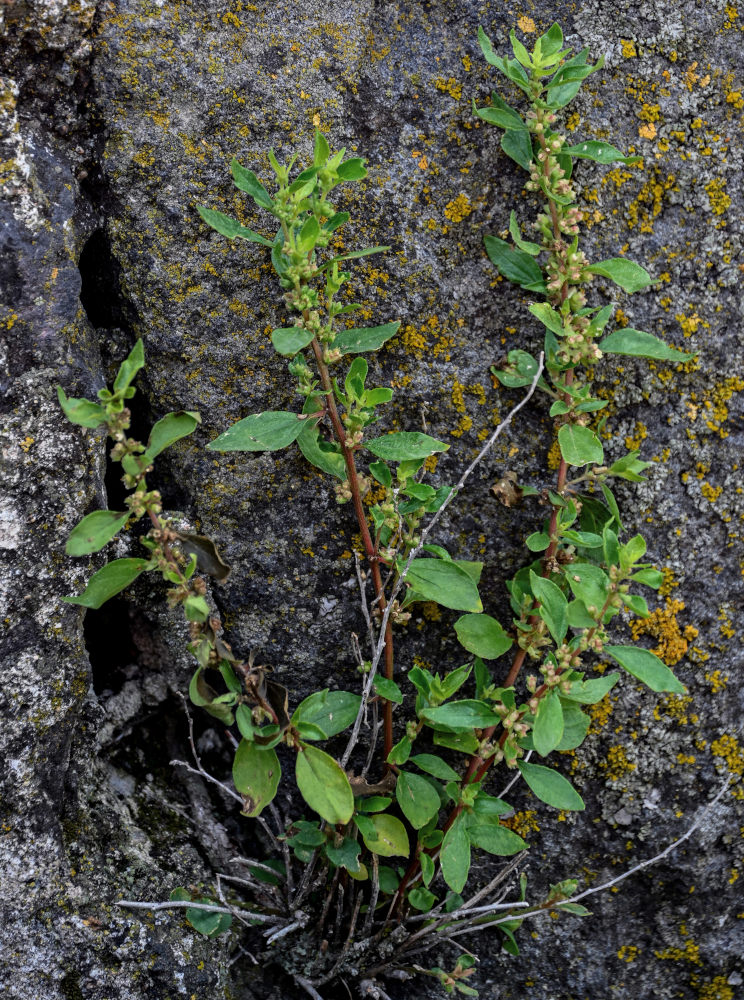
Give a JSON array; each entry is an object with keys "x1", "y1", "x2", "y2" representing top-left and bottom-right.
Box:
[
  {"x1": 655, "y1": 935, "x2": 702, "y2": 965},
  {"x1": 434, "y1": 77, "x2": 463, "y2": 101},
  {"x1": 638, "y1": 123, "x2": 657, "y2": 139},
  {"x1": 398, "y1": 323, "x2": 428, "y2": 359},
  {"x1": 617, "y1": 944, "x2": 640, "y2": 962},
  {"x1": 588, "y1": 693, "x2": 614, "y2": 734},
  {"x1": 623, "y1": 172, "x2": 677, "y2": 232},
  {"x1": 443, "y1": 193, "x2": 472, "y2": 223},
  {"x1": 693, "y1": 976, "x2": 734, "y2": 1000},
  {"x1": 517, "y1": 15, "x2": 535, "y2": 33},
  {"x1": 654, "y1": 693, "x2": 697, "y2": 726},
  {"x1": 624, "y1": 421, "x2": 647, "y2": 451},
  {"x1": 726, "y1": 89, "x2": 744, "y2": 109},
  {"x1": 621, "y1": 39, "x2": 637, "y2": 59},
  {"x1": 547, "y1": 438, "x2": 562, "y2": 471},
  {"x1": 705, "y1": 670, "x2": 729, "y2": 693},
  {"x1": 503, "y1": 810, "x2": 540, "y2": 837},
  {"x1": 630, "y1": 598, "x2": 691, "y2": 666},
  {"x1": 705, "y1": 177, "x2": 731, "y2": 217},
  {"x1": 711, "y1": 734, "x2": 744, "y2": 797},
  {"x1": 601, "y1": 745, "x2": 636, "y2": 782},
  {"x1": 20, "y1": 436, "x2": 34, "y2": 453}
]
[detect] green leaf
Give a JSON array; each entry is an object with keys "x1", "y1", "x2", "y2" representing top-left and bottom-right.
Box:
[
  {"x1": 322, "y1": 246, "x2": 389, "y2": 269},
  {"x1": 454, "y1": 613, "x2": 513, "y2": 659},
  {"x1": 325, "y1": 837, "x2": 361, "y2": 873},
  {"x1": 599, "y1": 328, "x2": 695, "y2": 362},
  {"x1": 501, "y1": 128, "x2": 534, "y2": 171},
  {"x1": 232, "y1": 741, "x2": 281, "y2": 817},
  {"x1": 271, "y1": 327, "x2": 315, "y2": 356},
  {"x1": 196, "y1": 205, "x2": 273, "y2": 246},
  {"x1": 433, "y1": 730, "x2": 479, "y2": 754},
  {"x1": 387, "y1": 735, "x2": 412, "y2": 765},
  {"x1": 357, "y1": 812, "x2": 409, "y2": 857},
  {"x1": 467, "y1": 820, "x2": 526, "y2": 855},
  {"x1": 532, "y1": 690, "x2": 564, "y2": 757},
  {"x1": 230, "y1": 159, "x2": 274, "y2": 208},
  {"x1": 566, "y1": 563, "x2": 610, "y2": 612},
  {"x1": 367, "y1": 431, "x2": 448, "y2": 462},
  {"x1": 337, "y1": 157, "x2": 367, "y2": 181},
  {"x1": 587, "y1": 258, "x2": 654, "y2": 294},
  {"x1": 509, "y1": 211, "x2": 541, "y2": 255},
  {"x1": 66, "y1": 510, "x2": 129, "y2": 556},
  {"x1": 63, "y1": 558, "x2": 149, "y2": 608},
  {"x1": 144, "y1": 410, "x2": 201, "y2": 464},
  {"x1": 472, "y1": 793, "x2": 512, "y2": 818},
  {"x1": 564, "y1": 141, "x2": 641, "y2": 166},
  {"x1": 177, "y1": 532, "x2": 232, "y2": 582},
  {"x1": 333, "y1": 320, "x2": 400, "y2": 355},
  {"x1": 295, "y1": 745, "x2": 354, "y2": 825},
  {"x1": 538, "y1": 22, "x2": 564, "y2": 57},
  {"x1": 297, "y1": 399, "x2": 346, "y2": 479},
  {"x1": 373, "y1": 676, "x2": 403, "y2": 704},
  {"x1": 405, "y1": 559, "x2": 482, "y2": 613},
  {"x1": 561, "y1": 672, "x2": 619, "y2": 704},
  {"x1": 113, "y1": 340, "x2": 145, "y2": 394},
  {"x1": 632, "y1": 567, "x2": 664, "y2": 589},
  {"x1": 484, "y1": 236, "x2": 546, "y2": 292},
  {"x1": 208, "y1": 411, "x2": 306, "y2": 452},
  {"x1": 555, "y1": 705, "x2": 591, "y2": 750},
  {"x1": 313, "y1": 130, "x2": 330, "y2": 167},
  {"x1": 170, "y1": 890, "x2": 232, "y2": 938},
  {"x1": 605, "y1": 645, "x2": 686, "y2": 694},
  {"x1": 530, "y1": 571, "x2": 568, "y2": 644},
  {"x1": 529, "y1": 302, "x2": 564, "y2": 335},
  {"x1": 57, "y1": 386, "x2": 107, "y2": 428},
  {"x1": 297, "y1": 214, "x2": 320, "y2": 253},
  {"x1": 396, "y1": 772, "x2": 441, "y2": 829},
  {"x1": 440, "y1": 815, "x2": 470, "y2": 894},
  {"x1": 408, "y1": 886, "x2": 437, "y2": 911},
  {"x1": 291, "y1": 689, "x2": 361, "y2": 738},
  {"x1": 473, "y1": 95, "x2": 527, "y2": 130},
  {"x1": 517, "y1": 760, "x2": 585, "y2": 810},
  {"x1": 409, "y1": 754, "x2": 460, "y2": 782},
  {"x1": 419, "y1": 700, "x2": 500, "y2": 732},
  {"x1": 558, "y1": 424, "x2": 604, "y2": 467}
]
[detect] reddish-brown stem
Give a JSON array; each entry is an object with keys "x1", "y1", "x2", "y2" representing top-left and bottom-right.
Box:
[{"x1": 310, "y1": 339, "x2": 395, "y2": 760}]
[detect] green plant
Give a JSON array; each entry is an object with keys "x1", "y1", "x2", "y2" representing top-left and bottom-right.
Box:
[{"x1": 60, "y1": 21, "x2": 696, "y2": 998}]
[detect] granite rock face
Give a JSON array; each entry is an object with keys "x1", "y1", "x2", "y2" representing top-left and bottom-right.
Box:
[{"x1": 1, "y1": 1, "x2": 742, "y2": 998}]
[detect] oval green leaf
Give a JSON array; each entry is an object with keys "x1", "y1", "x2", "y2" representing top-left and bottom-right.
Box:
[
  {"x1": 63, "y1": 557, "x2": 150, "y2": 608},
  {"x1": 357, "y1": 812, "x2": 409, "y2": 858},
  {"x1": 454, "y1": 613, "x2": 513, "y2": 659},
  {"x1": 66, "y1": 510, "x2": 129, "y2": 556},
  {"x1": 517, "y1": 760, "x2": 585, "y2": 811},
  {"x1": 295, "y1": 745, "x2": 354, "y2": 825},
  {"x1": 396, "y1": 772, "x2": 441, "y2": 830},
  {"x1": 367, "y1": 431, "x2": 449, "y2": 462},
  {"x1": 599, "y1": 328, "x2": 695, "y2": 362},
  {"x1": 419, "y1": 700, "x2": 500, "y2": 732},
  {"x1": 144, "y1": 410, "x2": 201, "y2": 463},
  {"x1": 558, "y1": 424, "x2": 604, "y2": 467},
  {"x1": 271, "y1": 327, "x2": 315, "y2": 357},
  {"x1": 440, "y1": 814, "x2": 470, "y2": 894},
  {"x1": 532, "y1": 689, "x2": 564, "y2": 757},
  {"x1": 405, "y1": 559, "x2": 482, "y2": 613},
  {"x1": 466, "y1": 820, "x2": 527, "y2": 856},
  {"x1": 57, "y1": 386, "x2": 107, "y2": 428},
  {"x1": 587, "y1": 258, "x2": 654, "y2": 294},
  {"x1": 564, "y1": 141, "x2": 641, "y2": 166},
  {"x1": 291, "y1": 689, "x2": 362, "y2": 738},
  {"x1": 208, "y1": 410, "x2": 306, "y2": 452},
  {"x1": 333, "y1": 321, "x2": 401, "y2": 355},
  {"x1": 409, "y1": 754, "x2": 460, "y2": 782},
  {"x1": 196, "y1": 205, "x2": 273, "y2": 246},
  {"x1": 232, "y1": 740, "x2": 281, "y2": 817},
  {"x1": 605, "y1": 645, "x2": 686, "y2": 694}
]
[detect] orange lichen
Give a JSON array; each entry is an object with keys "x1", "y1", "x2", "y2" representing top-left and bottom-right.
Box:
[{"x1": 630, "y1": 598, "x2": 691, "y2": 666}]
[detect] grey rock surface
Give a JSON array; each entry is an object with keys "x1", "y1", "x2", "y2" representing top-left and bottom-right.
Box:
[{"x1": 1, "y1": 1, "x2": 742, "y2": 998}]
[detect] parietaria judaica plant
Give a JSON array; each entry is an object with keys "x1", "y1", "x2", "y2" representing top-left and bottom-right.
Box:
[{"x1": 59, "y1": 22, "x2": 697, "y2": 998}]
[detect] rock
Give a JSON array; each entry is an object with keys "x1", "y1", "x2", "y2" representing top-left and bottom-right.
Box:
[{"x1": 1, "y1": 1, "x2": 742, "y2": 997}]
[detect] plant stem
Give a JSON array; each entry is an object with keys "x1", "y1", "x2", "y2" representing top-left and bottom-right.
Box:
[{"x1": 310, "y1": 338, "x2": 395, "y2": 761}]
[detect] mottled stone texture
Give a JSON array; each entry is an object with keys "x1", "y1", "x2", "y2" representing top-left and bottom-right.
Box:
[{"x1": 1, "y1": 0, "x2": 742, "y2": 997}]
